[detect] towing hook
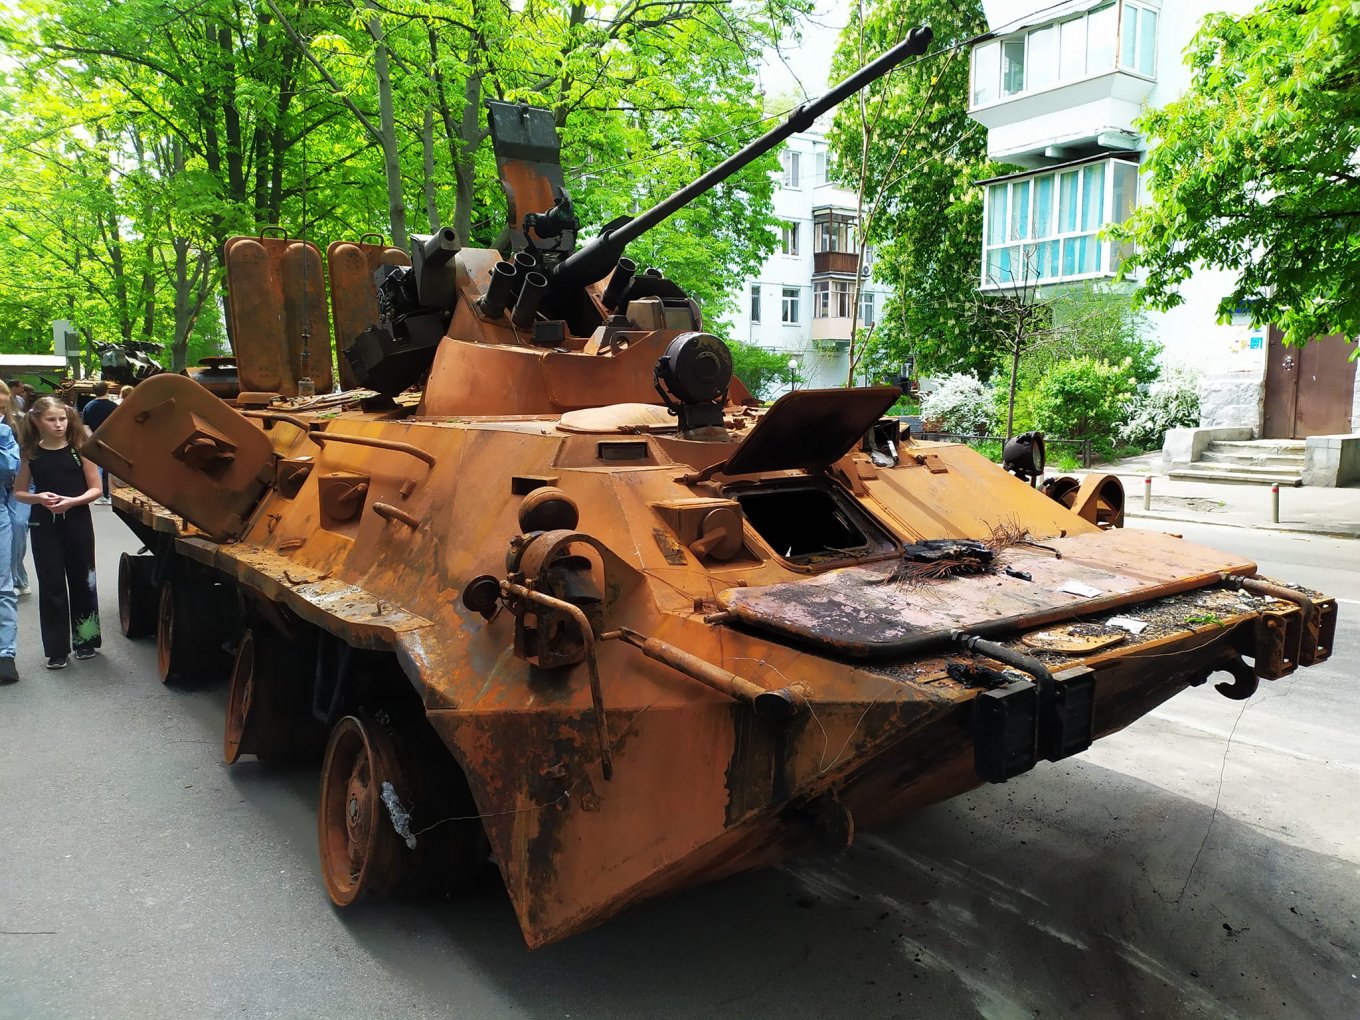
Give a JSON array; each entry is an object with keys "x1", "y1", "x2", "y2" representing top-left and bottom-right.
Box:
[{"x1": 1213, "y1": 654, "x2": 1259, "y2": 701}]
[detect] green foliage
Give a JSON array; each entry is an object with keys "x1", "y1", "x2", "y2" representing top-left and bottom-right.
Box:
[
  {"x1": 0, "y1": 0, "x2": 801, "y2": 369},
  {"x1": 1111, "y1": 0, "x2": 1360, "y2": 345},
  {"x1": 828, "y1": 0, "x2": 1015, "y2": 380},
  {"x1": 1023, "y1": 284, "x2": 1160, "y2": 385},
  {"x1": 1027, "y1": 357, "x2": 1137, "y2": 457},
  {"x1": 920, "y1": 373, "x2": 994, "y2": 435},
  {"x1": 729, "y1": 339, "x2": 798, "y2": 400},
  {"x1": 1116, "y1": 364, "x2": 1202, "y2": 450}
]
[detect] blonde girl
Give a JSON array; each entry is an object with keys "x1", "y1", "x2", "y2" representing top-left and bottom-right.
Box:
[{"x1": 14, "y1": 396, "x2": 102, "y2": 670}]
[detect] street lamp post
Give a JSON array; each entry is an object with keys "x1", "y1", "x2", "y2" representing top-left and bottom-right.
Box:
[{"x1": 787, "y1": 357, "x2": 799, "y2": 392}]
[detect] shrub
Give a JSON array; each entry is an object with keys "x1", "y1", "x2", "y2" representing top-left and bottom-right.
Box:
[
  {"x1": 1028, "y1": 357, "x2": 1137, "y2": 457},
  {"x1": 920, "y1": 373, "x2": 995, "y2": 435},
  {"x1": 728, "y1": 339, "x2": 797, "y2": 400},
  {"x1": 1116, "y1": 364, "x2": 1201, "y2": 450}
]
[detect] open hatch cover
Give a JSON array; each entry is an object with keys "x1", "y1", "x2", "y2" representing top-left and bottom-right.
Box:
[{"x1": 719, "y1": 386, "x2": 900, "y2": 476}]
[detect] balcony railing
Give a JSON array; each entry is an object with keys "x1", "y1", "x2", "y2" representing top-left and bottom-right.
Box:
[{"x1": 814, "y1": 251, "x2": 859, "y2": 276}]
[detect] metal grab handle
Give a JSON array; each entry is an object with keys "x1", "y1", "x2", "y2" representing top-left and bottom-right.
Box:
[
  {"x1": 241, "y1": 410, "x2": 436, "y2": 469},
  {"x1": 311, "y1": 432, "x2": 436, "y2": 467},
  {"x1": 89, "y1": 437, "x2": 135, "y2": 470},
  {"x1": 242, "y1": 409, "x2": 314, "y2": 433},
  {"x1": 613, "y1": 628, "x2": 806, "y2": 720},
  {"x1": 500, "y1": 581, "x2": 613, "y2": 781},
  {"x1": 372, "y1": 502, "x2": 421, "y2": 529}
]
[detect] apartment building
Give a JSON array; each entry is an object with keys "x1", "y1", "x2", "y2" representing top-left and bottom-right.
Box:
[
  {"x1": 727, "y1": 122, "x2": 893, "y2": 395},
  {"x1": 969, "y1": 0, "x2": 1359, "y2": 440}
]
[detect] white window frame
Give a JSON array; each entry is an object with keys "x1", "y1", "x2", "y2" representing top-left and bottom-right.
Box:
[
  {"x1": 1118, "y1": 0, "x2": 1158, "y2": 79},
  {"x1": 979, "y1": 157, "x2": 1140, "y2": 289},
  {"x1": 859, "y1": 290, "x2": 875, "y2": 326},
  {"x1": 970, "y1": 2, "x2": 1153, "y2": 108},
  {"x1": 780, "y1": 222, "x2": 800, "y2": 257},
  {"x1": 750, "y1": 284, "x2": 761, "y2": 323},
  {"x1": 781, "y1": 287, "x2": 800, "y2": 324},
  {"x1": 781, "y1": 150, "x2": 801, "y2": 189}
]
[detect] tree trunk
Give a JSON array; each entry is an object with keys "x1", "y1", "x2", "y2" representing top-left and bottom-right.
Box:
[
  {"x1": 422, "y1": 103, "x2": 439, "y2": 230},
  {"x1": 429, "y1": 29, "x2": 484, "y2": 248},
  {"x1": 369, "y1": 7, "x2": 407, "y2": 250},
  {"x1": 1006, "y1": 333, "x2": 1021, "y2": 440}
]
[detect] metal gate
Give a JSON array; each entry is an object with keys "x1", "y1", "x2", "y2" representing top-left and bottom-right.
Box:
[{"x1": 1262, "y1": 330, "x2": 1357, "y2": 439}]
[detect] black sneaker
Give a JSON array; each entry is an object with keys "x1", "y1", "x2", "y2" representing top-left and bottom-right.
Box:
[
  {"x1": 74, "y1": 647, "x2": 98, "y2": 661},
  {"x1": 46, "y1": 656, "x2": 69, "y2": 670},
  {"x1": 0, "y1": 656, "x2": 17, "y2": 684}
]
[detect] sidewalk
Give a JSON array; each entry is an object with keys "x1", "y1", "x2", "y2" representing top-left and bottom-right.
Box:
[{"x1": 1069, "y1": 453, "x2": 1360, "y2": 539}]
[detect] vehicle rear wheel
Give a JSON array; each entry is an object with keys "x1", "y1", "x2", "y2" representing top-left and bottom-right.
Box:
[
  {"x1": 117, "y1": 552, "x2": 157, "y2": 639},
  {"x1": 225, "y1": 627, "x2": 323, "y2": 764},
  {"x1": 157, "y1": 576, "x2": 207, "y2": 685},
  {"x1": 318, "y1": 715, "x2": 414, "y2": 906}
]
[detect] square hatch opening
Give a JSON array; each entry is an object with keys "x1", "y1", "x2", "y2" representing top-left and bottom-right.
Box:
[{"x1": 730, "y1": 479, "x2": 897, "y2": 566}]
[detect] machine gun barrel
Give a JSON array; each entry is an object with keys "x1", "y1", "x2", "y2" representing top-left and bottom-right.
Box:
[{"x1": 551, "y1": 25, "x2": 932, "y2": 287}]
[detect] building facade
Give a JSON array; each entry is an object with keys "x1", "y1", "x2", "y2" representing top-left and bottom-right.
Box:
[
  {"x1": 727, "y1": 121, "x2": 892, "y2": 396},
  {"x1": 969, "y1": 0, "x2": 1359, "y2": 438}
]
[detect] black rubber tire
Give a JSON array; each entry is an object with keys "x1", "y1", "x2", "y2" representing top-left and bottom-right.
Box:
[
  {"x1": 156, "y1": 576, "x2": 212, "y2": 685},
  {"x1": 117, "y1": 553, "x2": 158, "y2": 639}
]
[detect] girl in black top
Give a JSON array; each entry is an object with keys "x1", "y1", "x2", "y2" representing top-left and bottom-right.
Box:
[{"x1": 15, "y1": 396, "x2": 102, "y2": 669}]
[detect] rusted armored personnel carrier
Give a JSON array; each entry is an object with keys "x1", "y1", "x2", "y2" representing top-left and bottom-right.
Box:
[{"x1": 90, "y1": 28, "x2": 1338, "y2": 948}]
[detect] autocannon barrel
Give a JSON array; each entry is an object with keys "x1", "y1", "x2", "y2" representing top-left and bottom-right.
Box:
[{"x1": 551, "y1": 25, "x2": 933, "y2": 288}]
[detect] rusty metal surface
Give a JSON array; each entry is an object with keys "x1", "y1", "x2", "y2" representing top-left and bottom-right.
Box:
[
  {"x1": 717, "y1": 529, "x2": 1253, "y2": 656},
  {"x1": 88, "y1": 375, "x2": 275, "y2": 541},
  {"x1": 718, "y1": 387, "x2": 900, "y2": 476},
  {"x1": 225, "y1": 234, "x2": 334, "y2": 396},
  {"x1": 326, "y1": 238, "x2": 411, "y2": 391},
  {"x1": 104, "y1": 381, "x2": 1342, "y2": 949}
]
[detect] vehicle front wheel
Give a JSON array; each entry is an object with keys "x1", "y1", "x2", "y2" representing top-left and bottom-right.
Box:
[{"x1": 318, "y1": 715, "x2": 414, "y2": 906}]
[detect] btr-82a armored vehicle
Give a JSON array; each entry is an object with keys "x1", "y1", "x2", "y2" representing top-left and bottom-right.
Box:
[{"x1": 89, "y1": 27, "x2": 1337, "y2": 947}]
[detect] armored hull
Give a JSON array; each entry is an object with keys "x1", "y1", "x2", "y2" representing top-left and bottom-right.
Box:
[
  {"x1": 89, "y1": 26, "x2": 1338, "y2": 946},
  {"x1": 96, "y1": 375, "x2": 1335, "y2": 946}
]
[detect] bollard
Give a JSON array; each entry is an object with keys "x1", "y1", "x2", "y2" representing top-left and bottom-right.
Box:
[
  {"x1": 1143, "y1": 475, "x2": 1152, "y2": 511},
  {"x1": 1271, "y1": 483, "x2": 1280, "y2": 524}
]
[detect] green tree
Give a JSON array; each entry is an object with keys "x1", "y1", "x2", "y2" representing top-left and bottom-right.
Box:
[
  {"x1": 828, "y1": 0, "x2": 1013, "y2": 380},
  {"x1": 0, "y1": 0, "x2": 800, "y2": 367},
  {"x1": 729, "y1": 339, "x2": 799, "y2": 400},
  {"x1": 1112, "y1": 0, "x2": 1360, "y2": 345}
]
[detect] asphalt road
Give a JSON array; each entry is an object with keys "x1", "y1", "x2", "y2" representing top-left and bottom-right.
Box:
[{"x1": 2, "y1": 511, "x2": 1357, "y2": 1020}]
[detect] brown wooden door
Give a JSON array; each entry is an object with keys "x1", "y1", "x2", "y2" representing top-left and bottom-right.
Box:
[{"x1": 1262, "y1": 329, "x2": 1357, "y2": 438}]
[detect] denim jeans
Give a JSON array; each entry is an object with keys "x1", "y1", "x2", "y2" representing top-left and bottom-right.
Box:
[
  {"x1": 7, "y1": 493, "x2": 29, "y2": 590},
  {"x1": 0, "y1": 495, "x2": 14, "y2": 658}
]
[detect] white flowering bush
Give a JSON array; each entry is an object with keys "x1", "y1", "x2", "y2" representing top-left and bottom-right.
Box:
[
  {"x1": 920, "y1": 373, "x2": 995, "y2": 435},
  {"x1": 1116, "y1": 364, "x2": 1201, "y2": 450}
]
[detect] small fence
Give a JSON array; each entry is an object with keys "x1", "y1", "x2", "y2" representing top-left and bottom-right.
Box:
[{"x1": 912, "y1": 431, "x2": 1095, "y2": 470}]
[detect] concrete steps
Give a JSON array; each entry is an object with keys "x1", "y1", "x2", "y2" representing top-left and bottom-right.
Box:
[{"x1": 1169, "y1": 439, "x2": 1306, "y2": 486}]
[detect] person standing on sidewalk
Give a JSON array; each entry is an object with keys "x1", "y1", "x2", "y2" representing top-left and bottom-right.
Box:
[
  {"x1": 14, "y1": 396, "x2": 102, "y2": 670},
  {"x1": 0, "y1": 396, "x2": 19, "y2": 683},
  {"x1": 0, "y1": 383, "x2": 31, "y2": 598},
  {"x1": 80, "y1": 382, "x2": 119, "y2": 505}
]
